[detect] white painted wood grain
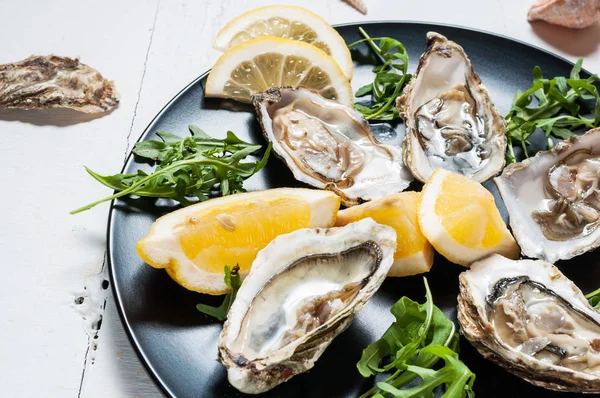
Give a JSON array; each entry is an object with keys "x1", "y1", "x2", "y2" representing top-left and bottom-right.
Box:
[
  {"x1": 0, "y1": 0, "x2": 158, "y2": 396},
  {"x1": 0, "y1": 0, "x2": 598, "y2": 397}
]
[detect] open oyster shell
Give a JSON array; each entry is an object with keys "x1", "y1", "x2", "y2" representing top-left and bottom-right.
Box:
[
  {"x1": 458, "y1": 254, "x2": 600, "y2": 393},
  {"x1": 396, "y1": 32, "x2": 506, "y2": 183},
  {"x1": 495, "y1": 128, "x2": 600, "y2": 263},
  {"x1": 254, "y1": 86, "x2": 413, "y2": 206},
  {"x1": 218, "y1": 218, "x2": 396, "y2": 394}
]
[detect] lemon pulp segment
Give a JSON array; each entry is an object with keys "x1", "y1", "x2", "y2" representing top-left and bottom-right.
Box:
[
  {"x1": 213, "y1": 6, "x2": 353, "y2": 79},
  {"x1": 178, "y1": 197, "x2": 312, "y2": 274},
  {"x1": 230, "y1": 18, "x2": 331, "y2": 54},
  {"x1": 335, "y1": 192, "x2": 433, "y2": 276},
  {"x1": 222, "y1": 53, "x2": 336, "y2": 102},
  {"x1": 435, "y1": 173, "x2": 505, "y2": 249}
]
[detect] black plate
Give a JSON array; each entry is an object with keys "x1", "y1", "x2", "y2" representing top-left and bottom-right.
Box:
[{"x1": 108, "y1": 22, "x2": 600, "y2": 398}]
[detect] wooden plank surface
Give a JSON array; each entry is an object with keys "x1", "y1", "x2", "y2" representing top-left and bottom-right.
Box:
[{"x1": 0, "y1": 0, "x2": 598, "y2": 397}]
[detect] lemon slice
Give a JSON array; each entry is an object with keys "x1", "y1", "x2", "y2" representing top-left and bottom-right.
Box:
[
  {"x1": 419, "y1": 168, "x2": 519, "y2": 266},
  {"x1": 205, "y1": 37, "x2": 353, "y2": 106},
  {"x1": 213, "y1": 5, "x2": 353, "y2": 79},
  {"x1": 335, "y1": 192, "x2": 434, "y2": 277},
  {"x1": 137, "y1": 188, "x2": 340, "y2": 295}
]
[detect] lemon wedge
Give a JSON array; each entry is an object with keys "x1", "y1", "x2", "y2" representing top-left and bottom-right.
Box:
[
  {"x1": 335, "y1": 192, "x2": 434, "y2": 277},
  {"x1": 137, "y1": 188, "x2": 340, "y2": 295},
  {"x1": 418, "y1": 168, "x2": 519, "y2": 266},
  {"x1": 205, "y1": 37, "x2": 353, "y2": 106},
  {"x1": 213, "y1": 5, "x2": 353, "y2": 79}
]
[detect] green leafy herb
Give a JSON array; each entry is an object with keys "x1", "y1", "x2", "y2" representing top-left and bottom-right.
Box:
[
  {"x1": 196, "y1": 265, "x2": 241, "y2": 321},
  {"x1": 505, "y1": 58, "x2": 600, "y2": 163},
  {"x1": 376, "y1": 345, "x2": 476, "y2": 398},
  {"x1": 358, "y1": 278, "x2": 475, "y2": 398},
  {"x1": 71, "y1": 125, "x2": 271, "y2": 214},
  {"x1": 585, "y1": 286, "x2": 600, "y2": 310},
  {"x1": 348, "y1": 27, "x2": 411, "y2": 121}
]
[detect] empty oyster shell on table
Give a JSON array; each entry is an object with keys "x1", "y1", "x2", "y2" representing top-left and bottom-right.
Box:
[
  {"x1": 342, "y1": 0, "x2": 368, "y2": 15},
  {"x1": 495, "y1": 128, "x2": 600, "y2": 263},
  {"x1": 528, "y1": 0, "x2": 600, "y2": 29},
  {"x1": 458, "y1": 254, "x2": 600, "y2": 393},
  {"x1": 254, "y1": 86, "x2": 413, "y2": 206},
  {"x1": 396, "y1": 32, "x2": 507, "y2": 183},
  {"x1": 0, "y1": 55, "x2": 119, "y2": 114},
  {"x1": 218, "y1": 218, "x2": 396, "y2": 394}
]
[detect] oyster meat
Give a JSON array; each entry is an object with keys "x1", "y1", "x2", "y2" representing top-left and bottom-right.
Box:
[
  {"x1": 495, "y1": 128, "x2": 600, "y2": 262},
  {"x1": 458, "y1": 254, "x2": 600, "y2": 393},
  {"x1": 219, "y1": 218, "x2": 396, "y2": 393},
  {"x1": 396, "y1": 32, "x2": 506, "y2": 183},
  {"x1": 254, "y1": 86, "x2": 413, "y2": 206}
]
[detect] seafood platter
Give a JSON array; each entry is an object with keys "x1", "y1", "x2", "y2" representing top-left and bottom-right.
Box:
[{"x1": 68, "y1": 6, "x2": 600, "y2": 398}]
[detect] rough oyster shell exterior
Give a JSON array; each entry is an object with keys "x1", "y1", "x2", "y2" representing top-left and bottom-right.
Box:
[
  {"x1": 458, "y1": 254, "x2": 600, "y2": 393},
  {"x1": 0, "y1": 55, "x2": 119, "y2": 113}
]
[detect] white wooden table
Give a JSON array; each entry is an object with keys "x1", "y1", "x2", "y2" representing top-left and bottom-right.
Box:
[{"x1": 1, "y1": 0, "x2": 598, "y2": 396}]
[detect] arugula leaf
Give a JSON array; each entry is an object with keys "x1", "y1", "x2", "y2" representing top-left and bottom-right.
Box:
[
  {"x1": 358, "y1": 285, "x2": 433, "y2": 377},
  {"x1": 71, "y1": 125, "x2": 272, "y2": 214},
  {"x1": 196, "y1": 265, "x2": 242, "y2": 321},
  {"x1": 377, "y1": 346, "x2": 475, "y2": 398},
  {"x1": 348, "y1": 27, "x2": 410, "y2": 121},
  {"x1": 505, "y1": 59, "x2": 600, "y2": 163},
  {"x1": 585, "y1": 287, "x2": 600, "y2": 310},
  {"x1": 358, "y1": 278, "x2": 474, "y2": 398}
]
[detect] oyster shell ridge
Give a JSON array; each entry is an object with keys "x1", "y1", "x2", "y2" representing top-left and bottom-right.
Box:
[{"x1": 458, "y1": 254, "x2": 600, "y2": 393}]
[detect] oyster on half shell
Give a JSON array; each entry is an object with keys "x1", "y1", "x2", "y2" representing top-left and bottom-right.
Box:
[
  {"x1": 495, "y1": 128, "x2": 600, "y2": 262},
  {"x1": 458, "y1": 254, "x2": 600, "y2": 393},
  {"x1": 218, "y1": 218, "x2": 396, "y2": 394},
  {"x1": 254, "y1": 86, "x2": 413, "y2": 206},
  {"x1": 397, "y1": 32, "x2": 506, "y2": 183}
]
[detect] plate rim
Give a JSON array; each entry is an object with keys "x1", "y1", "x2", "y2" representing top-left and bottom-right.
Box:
[
  {"x1": 106, "y1": 67, "x2": 211, "y2": 398},
  {"x1": 105, "y1": 20, "x2": 588, "y2": 398}
]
